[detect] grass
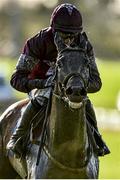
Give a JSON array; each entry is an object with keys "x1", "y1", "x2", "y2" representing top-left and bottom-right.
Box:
[
  {"x1": 99, "y1": 130, "x2": 120, "y2": 179},
  {"x1": 89, "y1": 60, "x2": 120, "y2": 109},
  {"x1": 0, "y1": 58, "x2": 27, "y2": 99}
]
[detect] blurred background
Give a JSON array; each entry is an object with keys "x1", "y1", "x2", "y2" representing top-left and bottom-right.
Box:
[{"x1": 0, "y1": 0, "x2": 120, "y2": 178}]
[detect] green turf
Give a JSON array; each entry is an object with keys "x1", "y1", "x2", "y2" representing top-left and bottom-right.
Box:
[
  {"x1": 99, "y1": 130, "x2": 120, "y2": 179},
  {"x1": 0, "y1": 58, "x2": 27, "y2": 99},
  {"x1": 89, "y1": 60, "x2": 120, "y2": 109}
]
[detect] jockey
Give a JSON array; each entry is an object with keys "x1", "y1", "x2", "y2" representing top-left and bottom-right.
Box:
[{"x1": 7, "y1": 3, "x2": 110, "y2": 156}]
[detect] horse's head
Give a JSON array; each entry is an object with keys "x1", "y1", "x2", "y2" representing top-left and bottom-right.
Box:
[{"x1": 54, "y1": 33, "x2": 90, "y2": 108}]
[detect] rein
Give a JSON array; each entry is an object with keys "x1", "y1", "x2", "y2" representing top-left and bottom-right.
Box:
[
  {"x1": 35, "y1": 48, "x2": 89, "y2": 167},
  {"x1": 34, "y1": 91, "x2": 90, "y2": 170},
  {"x1": 36, "y1": 87, "x2": 53, "y2": 166}
]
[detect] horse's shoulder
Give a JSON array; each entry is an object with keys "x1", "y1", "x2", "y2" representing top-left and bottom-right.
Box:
[
  {"x1": 12, "y1": 98, "x2": 29, "y2": 111},
  {"x1": 1, "y1": 98, "x2": 29, "y2": 117}
]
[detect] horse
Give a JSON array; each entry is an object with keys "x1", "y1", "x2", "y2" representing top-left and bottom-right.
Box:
[{"x1": 0, "y1": 41, "x2": 99, "y2": 179}]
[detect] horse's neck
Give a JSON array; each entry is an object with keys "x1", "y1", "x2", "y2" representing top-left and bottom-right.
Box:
[{"x1": 48, "y1": 95, "x2": 87, "y2": 166}]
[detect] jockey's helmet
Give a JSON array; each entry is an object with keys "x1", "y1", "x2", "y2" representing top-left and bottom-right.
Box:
[{"x1": 50, "y1": 3, "x2": 83, "y2": 33}]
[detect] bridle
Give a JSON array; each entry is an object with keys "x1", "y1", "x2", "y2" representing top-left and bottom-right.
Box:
[
  {"x1": 41, "y1": 69, "x2": 91, "y2": 170},
  {"x1": 62, "y1": 72, "x2": 88, "y2": 91},
  {"x1": 54, "y1": 64, "x2": 88, "y2": 101},
  {"x1": 36, "y1": 47, "x2": 90, "y2": 168},
  {"x1": 55, "y1": 47, "x2": 89, "y2": 98}
]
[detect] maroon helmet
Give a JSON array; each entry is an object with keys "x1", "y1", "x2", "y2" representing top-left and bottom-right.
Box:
[{"x1": 50, "y1": 3, "x2": 83, "y2": 33}]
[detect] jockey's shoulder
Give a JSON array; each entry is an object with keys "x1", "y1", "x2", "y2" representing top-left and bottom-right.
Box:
[
  {"x1": 23, "y1": 27, "x2": 53, "y2": 58},
  {"x1": 41, "y1": 27, "x2": 52, "y2": 34},
  {"x1": 28, "y1": 27, "x2": 53, "y2": 42}
]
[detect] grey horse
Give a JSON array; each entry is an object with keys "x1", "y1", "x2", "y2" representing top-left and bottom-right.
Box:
[{"x1": 0, "y1": 42, "x2": 99, "y2": 179}]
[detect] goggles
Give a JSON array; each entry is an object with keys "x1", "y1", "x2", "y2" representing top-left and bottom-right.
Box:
[{"x1": 58, "y1": 31, "x2": 79, "y2": 40}]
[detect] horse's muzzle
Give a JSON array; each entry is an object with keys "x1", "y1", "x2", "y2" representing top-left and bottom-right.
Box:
[{"x1": 66, "y1": 86, "x2": 87, "y2": 103}]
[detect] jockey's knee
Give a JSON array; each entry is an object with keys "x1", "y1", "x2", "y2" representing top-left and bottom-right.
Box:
[
  {"x1": 31, "y1": 96, "x2": 48, "y2": 110},
  {"x1": 29, "y1": 87, "x2": 51, "y2": 109}
]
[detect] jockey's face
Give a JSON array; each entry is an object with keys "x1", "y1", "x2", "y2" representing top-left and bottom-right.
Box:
[{"x1": 58, "y1": 31, "x2": 78, "y2": 46}]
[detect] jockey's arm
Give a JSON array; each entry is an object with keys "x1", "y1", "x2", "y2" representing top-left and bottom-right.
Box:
[
  {"x1": 10, "y1": 31, "x2": 47, "y2": 93},
  {"x1": 86, "y1": 42, "x2": 102, "y2": 93},
  {"x1": 10, "y1": 68, "x2": 47, "y2": 93}
]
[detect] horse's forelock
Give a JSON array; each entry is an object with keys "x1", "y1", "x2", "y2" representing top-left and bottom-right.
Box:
[{"x1": 57, "y1": 48, "x2": 87, "y2": 72}]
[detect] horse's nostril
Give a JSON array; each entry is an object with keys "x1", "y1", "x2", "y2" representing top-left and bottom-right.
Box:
[
  {"x1": 66, "y1": 87, "x2": 73, "y2": 95},
  {"x1": 66, "y1": 87, "x2": 86, "y2": 97}
]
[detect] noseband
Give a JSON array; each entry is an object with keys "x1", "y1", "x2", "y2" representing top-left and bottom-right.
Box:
[
  {"x1": 62, "y1": 72, "x2": 88, "y2": 89},
  {"x1": 57, "y1": 71, "x2": 88, "y2": 97},
  {"x1": 56, "y1": 47, "x2": 88, "y2": 95},
  {"x1": 53, "y1": 66, "x2": 88, "y2": 110}
]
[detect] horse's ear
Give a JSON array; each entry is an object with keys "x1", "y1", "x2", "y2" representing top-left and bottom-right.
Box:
[{"x1": 54, "y1": 32, "x2": 66, "y2": 52}]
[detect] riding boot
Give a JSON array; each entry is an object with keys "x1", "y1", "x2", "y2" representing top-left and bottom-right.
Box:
[
  {"x1": 7, "y1": 101, "x2": 40, "y2": 156},
  {"x1": 86, "y1": 99, "x2": 110, "y2": 156}
]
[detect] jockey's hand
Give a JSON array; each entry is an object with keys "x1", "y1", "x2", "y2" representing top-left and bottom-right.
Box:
[
  {"x1": 27, "y1": 77, "x2": 54, "y2": 90},
  {"x1": 27, "y1": 79, "x2": 47, "y2": 90}
]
